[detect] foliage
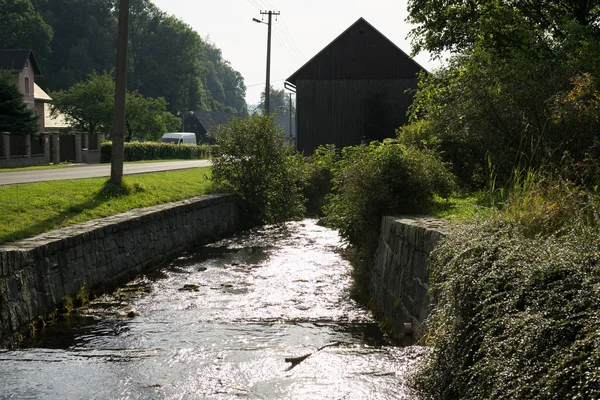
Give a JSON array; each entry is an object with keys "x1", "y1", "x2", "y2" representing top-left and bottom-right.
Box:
[
  {"x1": 210, "y1": 114, "x2": 305, "y2": 227},
  {"x1": 0, "y1": 167, "x2": 213, "y2": 244},
  {"x1": 49, "y1": 71, "x2": 114, "y2": 135},
  {"x1": 101, "y1": 141, "x2": 211, "y2": 163},
  {"x1": 50, "y1": 71, "x2": 179, "y2": 140},
  {"x1": 0, "y1": 0, "x2": 53, "y2": 63},
  {"x1": 406, "y1": 36, "x2": 600, "y2": 188},
  {"x1": 257, "y1": 86, "x2": 294, "y2": 115},
  {"x1": 412, "y1": 190, "x2": 600, "y2": 399},
  {"x1": 301, "y1": 144, "x2": 338, "y2": 216},
  {"x1": 21, "y1": 0, "x2": 247, "y2": 114},
  {"x1": 324, "y1": 142, "x2": 455, "y2": 253},
  {"x1": 407, "y1": 0, "x2": 600, "y2": 55},
  {"x1": 0, "y1": 71, "x2": 39, "y2": 134},
  {"x1": 124, "y1": 91, "x2": 179, "y2": 142},
  {"x1": 31, "y1": 0, "x2": 117, "y2": 90}
]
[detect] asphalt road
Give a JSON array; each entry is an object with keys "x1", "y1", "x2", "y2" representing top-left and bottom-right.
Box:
[{"x1": 0, "y1": 160, "x2": 212, "y2": 186}]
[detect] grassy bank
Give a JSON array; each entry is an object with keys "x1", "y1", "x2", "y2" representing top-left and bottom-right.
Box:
[
  {"x1": 0, "y1": 167, "x2": 212, "y2": 244},
  {"x1": 411, "y1": 176, "x2": 600, "y2": 399}
]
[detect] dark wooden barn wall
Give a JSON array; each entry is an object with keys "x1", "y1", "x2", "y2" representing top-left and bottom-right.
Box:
[{"x1": 296, "y1": 79, "x2": 418, "y2": 154}]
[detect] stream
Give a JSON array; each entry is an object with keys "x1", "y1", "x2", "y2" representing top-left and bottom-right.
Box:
[{"x1": 0, "y1": 219, "x2": 424, "y2": 399}]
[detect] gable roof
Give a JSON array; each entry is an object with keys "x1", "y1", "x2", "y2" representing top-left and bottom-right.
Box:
[
  {"x1": 192, "y1": 111, "x2": 243, "y2": 132},
  {"x1": 286, "y1": 18, "x2": 425, "y2": 85},
  {"x1": 0, "y1": 49, "x2": 42, "y2": 75},
  {"x1": 34, "y1": 83, "x2": 52, "y2": 102}
]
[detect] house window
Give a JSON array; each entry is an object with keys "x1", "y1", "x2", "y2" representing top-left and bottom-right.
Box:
[
  {"x1": 24, "y1": 77, "x2": 30, "y2": 95},
  {"x1": 24, "y1": 60, "x2": 29, "y2": 68}
]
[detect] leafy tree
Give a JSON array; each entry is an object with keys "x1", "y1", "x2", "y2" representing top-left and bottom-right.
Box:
[
  {"x1": 49, "y1": 71, "x2": 114, "y2": 135},
  {"x1": 125, "y1": 91, "x2": 179, "y2": 142},
  {"x1": 0, "y1": 71, "x2": 39, "y2": 134},
  {"x1": 407, "y1": 0, "x2": 600, "y2": 55},
  {"x1": 210, "y1": 114, "x2": 305, "y2": 227},
  {"x1": 31, "y1": 0, "x2": 117, "y2": 91},
  {"x1": 0, "y1": 0, "x2": 53, "y2": 63},
  {"x1": 402, "y1": 1, "x2": 600, "y2": 187},
  {"x1": 50, "y1": 71, "x2": 180, "y2": 140},
  {"x1": 258, "y1": 86, "x2": 293, "y2": 115}
]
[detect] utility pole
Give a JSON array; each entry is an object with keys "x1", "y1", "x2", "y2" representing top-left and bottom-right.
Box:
[
  {"x1": 110, "y1": 0, "x2": 129, "y2": 185},
  {"x1": 253, "y1": 11, "x2": 279, "y2": 115},
  {"x1": 288, "y1": 93, "x2": 293, "y2": 146}
]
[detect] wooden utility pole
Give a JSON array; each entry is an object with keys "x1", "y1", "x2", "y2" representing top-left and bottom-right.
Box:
[
  {"x1": 255, "y1": 11, "x2": 279, "y2": 115},
  {"x1": 110, "y1": 0, "x2": 129, "y2": 185}
]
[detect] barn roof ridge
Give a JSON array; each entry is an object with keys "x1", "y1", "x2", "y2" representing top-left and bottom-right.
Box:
[{"x1": 285, "y1": 17, "x2": 425, "y2": 85}]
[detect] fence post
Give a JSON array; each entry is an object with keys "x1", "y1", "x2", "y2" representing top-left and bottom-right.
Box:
[
  {"x1": 75, "y1": 133, "x2": 82, "y2": 163},
  {"x1": 25, "y1": 134, "x2": 32, "y2": 160},
  {"x1": 43, "y1": 134, "x2": 50, "y2": 164},
  {"x1": 52, "y1": 133, "x2": 60, "y2": 164},
  {"x1": 2, "y1": 134, "x2": 9, "y2": 160}
]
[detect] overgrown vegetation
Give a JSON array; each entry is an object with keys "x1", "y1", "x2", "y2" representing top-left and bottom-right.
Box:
[
  {"x1": 0, "y1": 167, "x2": 212, "y2": 244},
  {"x1": 320, "y1": 141, "x2": 454, "y2": 301},
  {"x1": 411, "y1": 173, "x2": 600, "y2": 399},
  {"x1": 210, "y1": 115, "x2": 305, "y2": 227},
  {"x1": 101, "y1": 141, "x2": 211, "y2": 162}
]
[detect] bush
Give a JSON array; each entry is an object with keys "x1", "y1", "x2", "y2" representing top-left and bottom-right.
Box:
[
  {"x1": 411, "y1": 177, "x2": 600, "y2": 399},
  {"x1": 101, "y1": 141, "x2": 211, "y2": 162},
  {"x1": 210, "y1": 114, "x2": 305, "y2": 227},
  {"x1": 324, "y1": 142, "x2": 455, "y2": 251},
  {"x1": 302, "y1": 144, "x2": 338, "y2": 216}
]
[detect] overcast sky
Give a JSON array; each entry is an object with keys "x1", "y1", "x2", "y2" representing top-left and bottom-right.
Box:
[{"x1": 152, "y1": 0, "x2": 441, "y2": 105}]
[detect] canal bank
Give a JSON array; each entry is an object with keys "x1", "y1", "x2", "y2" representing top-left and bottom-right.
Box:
[{"x1": 0, "y1": 194, "x2": 239, "y2": 347}]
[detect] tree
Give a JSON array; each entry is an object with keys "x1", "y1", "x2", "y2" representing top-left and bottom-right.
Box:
[
  {"x1": 50, "y1": 71, "x2": 114, "y2": 135},
  {"x1": 31, "y1": 0, "x2": 117, "y2": 91},
  {"x1": 403, "y1": 0, "x2": 600, "y2": 187},
  {"x1": 0, "y1": 72, "x2": 39, "y2": 134},
  {"x1": 407, "y1": 0, "x2": 600, "y2": 55},
  {"x1": 0, "y1": 0, "x2": 53, "y2": 64},
  {"x1": 258, "y1": 86, "x2": 293, "y2": 115},
  {"x1": 125, "y1": 91, "x2": 178, "y2": 142},
  {"x1": 50, "y1": 70, "x2": 178, "y2": 141}
]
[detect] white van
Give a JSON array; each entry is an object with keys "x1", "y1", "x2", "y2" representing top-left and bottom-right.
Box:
[{"x1": 161, "y1": 132, "x2": 197, "y2": 145}]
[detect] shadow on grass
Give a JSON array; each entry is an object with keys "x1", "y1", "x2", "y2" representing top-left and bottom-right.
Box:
[{"x1": 1, "y1": 180, "x2": 145, "y2": 244}]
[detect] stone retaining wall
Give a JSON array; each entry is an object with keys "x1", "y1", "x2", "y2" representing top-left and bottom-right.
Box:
[
  {"x1": 370, "y1": 216, "x2": 449, "y2": 343},
  {"x1": 0, "y1": 194, "x2": 239, "y2": 347}
]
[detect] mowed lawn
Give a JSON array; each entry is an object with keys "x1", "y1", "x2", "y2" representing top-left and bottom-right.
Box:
[{"x1": 0, "y1": 167, "x2": 213, "y2": 244}]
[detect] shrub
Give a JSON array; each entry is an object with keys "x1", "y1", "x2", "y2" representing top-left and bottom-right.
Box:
[
  {"x1": 210, "y1": 114, "x2": 305, "y2": 227},
  {"x1": 324, "y1": 142, "x2": 455, "y2": 251},
  {"x1": 101, "y1": 141, "x2": 211, "y2": 162},
  {"x1": 411, "y1": 175, "x2": 600, "y2": 399},
  {"x1": 302, "y1": 144, "x2": 339, "y2": 216},
  {"x1": 413, "y1": 217, "x2": 600, "y2": 400}
]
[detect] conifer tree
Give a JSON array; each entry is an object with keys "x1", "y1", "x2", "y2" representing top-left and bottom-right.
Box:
[{"x1": 0, "y1": 73, "x2": 39, "y2": 134}]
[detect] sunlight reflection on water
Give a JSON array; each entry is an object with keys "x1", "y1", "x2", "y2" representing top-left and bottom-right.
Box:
[{"x1": 0, "y1": 219, "x2": 424, "y2": 399}]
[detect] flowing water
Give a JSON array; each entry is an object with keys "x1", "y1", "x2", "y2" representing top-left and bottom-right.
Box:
[{"x1": 0, "y1": 219, "x2": 424, "y2": 399}]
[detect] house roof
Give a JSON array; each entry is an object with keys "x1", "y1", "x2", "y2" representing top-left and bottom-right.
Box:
[
  {"x1": 0, "y1": 49, "x2": 42, "y2": 75},
  {"x1": 34, "y1": 83, "x2": 52, "y2": 102},
  {"x1": 192, "y1": 111, "x2": 243, "y2": 131},
  {"x1": 286, "y1": 18, "x2": 425, "y2": 85}
]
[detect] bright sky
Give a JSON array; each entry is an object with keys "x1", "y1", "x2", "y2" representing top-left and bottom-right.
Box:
[{"x1": 152, "y1": 0, "x2": 441, "y2": 106}]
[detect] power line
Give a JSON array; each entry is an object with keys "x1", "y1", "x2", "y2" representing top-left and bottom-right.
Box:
[{"x1": 206, "y1": 78, "x2": 287, "y2": 95}]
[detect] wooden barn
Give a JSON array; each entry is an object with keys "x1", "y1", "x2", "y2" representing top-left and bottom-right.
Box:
[{"x1": 285, "y1": 18, "x2": 426, "y2": 154}]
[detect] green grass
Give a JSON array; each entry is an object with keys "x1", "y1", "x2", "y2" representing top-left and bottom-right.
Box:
[
  {"x1": 0, "y1": 167, "x2": 213, "y2": 244},
  {"x1": 0, "y1": 164, "x2": 72, "y2": 173},
  {"x1": 427, "y1": 191, "x2": 495, "y2": 221}
]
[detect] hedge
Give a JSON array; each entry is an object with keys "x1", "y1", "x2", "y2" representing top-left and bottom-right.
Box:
[{"x1": 101, "y1": 141, "x2": 211, "y2": 163}]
